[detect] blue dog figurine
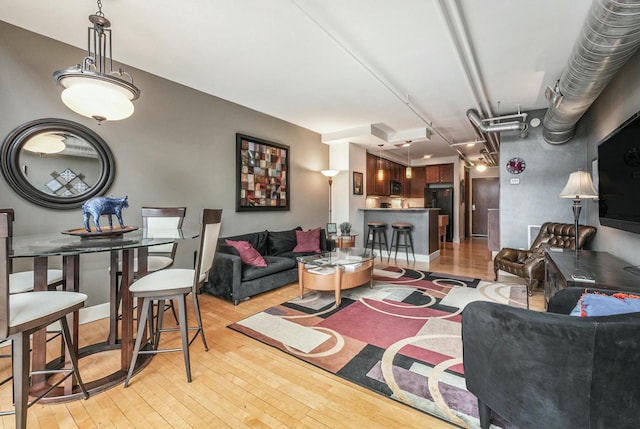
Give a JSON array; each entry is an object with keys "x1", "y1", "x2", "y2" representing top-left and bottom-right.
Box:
[{"x1": 82, "y1": 196, "x2": 129, "y2": 232}]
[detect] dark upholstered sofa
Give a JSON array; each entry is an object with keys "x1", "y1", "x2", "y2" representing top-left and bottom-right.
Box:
[
  {"x1": 462, "y1": 287, "x2": 640, "y2": 429},
  {"x1": 202, "y1": 227, "x2": 332, "y2": 305}
]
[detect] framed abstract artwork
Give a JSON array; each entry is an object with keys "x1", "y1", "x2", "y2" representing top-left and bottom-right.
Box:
[{"x1": 236, "y1": 133, "x2": 290, "y2": 211}]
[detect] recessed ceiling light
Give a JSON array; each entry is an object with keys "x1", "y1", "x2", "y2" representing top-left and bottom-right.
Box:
[{"x1": 423, "y1": 154, "x2": 432, "y2": 159}]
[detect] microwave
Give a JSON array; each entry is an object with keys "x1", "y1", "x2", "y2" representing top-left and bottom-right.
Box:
[{"x1": 390, "y1": 180, "x2": 402, "y2": 195}]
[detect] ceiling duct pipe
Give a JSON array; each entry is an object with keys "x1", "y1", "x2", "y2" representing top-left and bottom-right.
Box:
[
  {"x1": 466, "y1": 109, "x2": 527, "y2": 165},
  {"x1": 543, "y1": 0, "x2": 640, "y2": 145}
]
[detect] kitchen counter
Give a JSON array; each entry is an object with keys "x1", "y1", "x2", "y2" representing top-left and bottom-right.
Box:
[{"x1": 359, "y1": 208, "x2": 441, "y2": 261}]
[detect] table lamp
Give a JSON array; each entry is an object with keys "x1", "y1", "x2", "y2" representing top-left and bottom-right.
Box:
[{"x1": 559, "y1": 170, "x2": 598, "y2": 253}]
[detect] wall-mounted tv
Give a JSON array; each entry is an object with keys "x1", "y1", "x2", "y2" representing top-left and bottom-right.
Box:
[{"x1": 597, "y1": 112, "x2": 640, "y2": 234}]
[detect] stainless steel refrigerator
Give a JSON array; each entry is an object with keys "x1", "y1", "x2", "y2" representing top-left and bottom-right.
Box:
[{"x1": 424, "y1": 186, "x2": 454, "y2": 242}]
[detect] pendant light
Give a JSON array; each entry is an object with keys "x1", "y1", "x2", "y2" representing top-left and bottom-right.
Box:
[
  {"x1": 377, "y1": 145, "x2": 384, "y2": 181},
  {"x1": 53, "y1": 0, "x2": 140, "y2": 124},
  {"x1": 406, "y1": 142, "x2": 412, "y2": 179}
]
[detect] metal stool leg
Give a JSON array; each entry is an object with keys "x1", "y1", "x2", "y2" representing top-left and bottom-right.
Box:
[
  {"x1": 381, "y1": 228, "x2": 388, "y2": 260},
  {"x1": 387, "y1": 229, "x2": 397, "y2": 261}
]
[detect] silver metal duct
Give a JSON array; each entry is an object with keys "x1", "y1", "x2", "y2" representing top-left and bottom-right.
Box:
[
  {"x1": 543, "y1": 0, "x2": 640, "y2": 144},
  {"x1": 466, "y1": 109, "x2": 528, "y2": 165}
]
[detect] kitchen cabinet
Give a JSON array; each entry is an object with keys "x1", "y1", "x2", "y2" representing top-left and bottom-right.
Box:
[
  {"x1": 425, "y1": 163, "x2": 454, "y2": 184},
  {"x1": 366, "y1": 153, "x2": 431, "y2": 196},
  {"x1": 366, "y1": 153, "x2": 389, "y2": 196},
  {"x1": 408, "y1": 167, "x2": 425, "y2": 197}
]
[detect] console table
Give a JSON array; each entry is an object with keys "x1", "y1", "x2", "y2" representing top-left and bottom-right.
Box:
[{"x1": 544, "y1": 249, "x2": 640, "y2": 307}]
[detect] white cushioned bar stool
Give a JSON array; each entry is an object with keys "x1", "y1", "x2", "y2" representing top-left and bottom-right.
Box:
[
  {"x1": 0, "y1": 212, "x2": 89, "y2": 429},
  {"x1": 364, "y1": 221, "x2": 388, "y2": 261},
  {"x1": 388, "y1": 222, "x2": 415, "y2": 263},
  {"x1": 124, "y1": 208, "x2": 222, "y2": 386},
  {"x1": 113, "y1": 207, "x2": 187, "y2": 324}
]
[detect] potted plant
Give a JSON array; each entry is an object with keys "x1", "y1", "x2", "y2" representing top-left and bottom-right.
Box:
[{"x1": 339, "y1": 221, "x2": 352, "y2": 236}]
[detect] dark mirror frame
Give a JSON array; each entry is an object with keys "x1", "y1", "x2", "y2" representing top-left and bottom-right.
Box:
[{"x1": 1, "y1": 118, "x2": 115, "y2": 210}]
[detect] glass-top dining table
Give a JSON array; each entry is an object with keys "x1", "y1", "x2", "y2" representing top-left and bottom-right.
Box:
[{"x1": 9, "y1": 227, "x2": 198, "y2": 402}]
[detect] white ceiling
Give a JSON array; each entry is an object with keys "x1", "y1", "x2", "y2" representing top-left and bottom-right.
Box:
[{"x1": 0, "y1": 0, "x2": 593, "y2": 166}]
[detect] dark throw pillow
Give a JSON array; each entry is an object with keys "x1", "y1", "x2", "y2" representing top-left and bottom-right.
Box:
[{"x1": 267, "y1": 227, "x2": 301, "y2": 256}]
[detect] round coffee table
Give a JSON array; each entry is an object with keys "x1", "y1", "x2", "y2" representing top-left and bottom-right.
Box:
[{"x1": 296, "y1": 248, "x2": 376, "y2": 305}]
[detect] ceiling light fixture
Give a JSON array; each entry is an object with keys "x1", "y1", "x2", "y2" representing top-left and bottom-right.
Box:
[{"x1": 53, "y1": 0, "x2": 140, "y2": 124}]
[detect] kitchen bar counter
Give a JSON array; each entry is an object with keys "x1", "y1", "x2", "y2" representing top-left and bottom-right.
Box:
[{"x1": 360, "y1": 208, "x2": 441, "y2": 261}]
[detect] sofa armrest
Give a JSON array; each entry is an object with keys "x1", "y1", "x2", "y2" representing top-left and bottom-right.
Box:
[
  {"x1": 495, "y1": 247, "x2": 529, "y2": 263},
  {"x1": 202, "y1": 252, "x2": 243, "y2": 301}
]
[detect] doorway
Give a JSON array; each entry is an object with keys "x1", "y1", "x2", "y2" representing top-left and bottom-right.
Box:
[{"x1": 471, "y1": 177, "x2": 499, "y2": 236}]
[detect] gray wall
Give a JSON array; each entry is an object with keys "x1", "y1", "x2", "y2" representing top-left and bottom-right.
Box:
[
  {"x1": 499, "y1": 108, "x2": 588, "y2": 249},
  {"x1": 0, "y1": 22, "x2": 329, "y2": 305},
  {"x1": 500, "y1": 52, "x2": 640, "y2": 267}
]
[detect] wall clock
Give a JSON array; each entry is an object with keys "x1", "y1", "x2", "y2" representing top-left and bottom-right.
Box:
[{"x1": 506, "y1": 157, "x2": 526, "y2": 174}]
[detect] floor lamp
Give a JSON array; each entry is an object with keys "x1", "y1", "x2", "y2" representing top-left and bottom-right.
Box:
[
  {"x1": 559, "y1": 170, "x2": 598, "y2": 253},
  {"x1": 321, "y1": 170, "x2": 339, "y2": 223}
]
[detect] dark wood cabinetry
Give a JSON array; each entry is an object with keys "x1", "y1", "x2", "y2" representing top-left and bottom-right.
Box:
[
  {"x1": 366, "y1": 153, "x2": 439, "y2": 197},
  {"x1": 366, "y1": 153, "x2": 390, "y2": 196},
  {"x1": 408, "y1": 166, "x2": 425, "y2": 197},
  {"x1": 425, "y1": 164, "x2": 454, "y2": 184}
]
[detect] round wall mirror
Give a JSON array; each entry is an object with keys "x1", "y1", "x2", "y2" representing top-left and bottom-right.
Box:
[{"x1": 1, "y1": 118, "x2": 115, "y2": 209}]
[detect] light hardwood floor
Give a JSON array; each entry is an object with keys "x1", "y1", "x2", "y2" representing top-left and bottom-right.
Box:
[{"x1": 0, "y1": 238, "x2": 544, "y2": 428}]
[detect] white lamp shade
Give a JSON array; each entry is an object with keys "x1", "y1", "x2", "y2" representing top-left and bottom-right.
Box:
[
  {"x1": 321, "y1": 170, "x2": 339, "y2": 177},
  {"x1": 60, "y1": 77, "x2": 135, "y2": 121},
  {"x1": 23, "y1": 134, "x2": 66, "y2": 154},
  {"x1": 559, "y1": 170, "x2": 598, "y2": 199}
]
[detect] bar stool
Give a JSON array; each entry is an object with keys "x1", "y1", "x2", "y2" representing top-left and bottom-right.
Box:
[
  {"x1": 364, "y1": 221, "x2": 388, "y2": 260},
  {"x1": 388, "y1": 222, "x2": 415, "y2": 263}
]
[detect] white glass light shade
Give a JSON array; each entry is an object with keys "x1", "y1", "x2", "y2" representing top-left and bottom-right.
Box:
[
  {"x1": 60, "y1": 77, "x2": 135, "y2": 121},
  {"x1": 476, "y1": 163, "x2": 487, "y2": 172},
  {"x1": 559, "y1": 171, "x2": 598, "y2": 199},
  {"x1": 321, "y1": 170, "x2": 339, "y2": 178},
  {"x1": 406, "y1": 166, "x2": 412, "y2": 179},
  {"x1": 23, "y1": 134, "x2": 65, "y2": 154}
]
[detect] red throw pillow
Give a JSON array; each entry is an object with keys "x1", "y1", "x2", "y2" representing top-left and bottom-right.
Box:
[
  {"x1": 293, "y1": 228, "x2": 321, "y2": 253},
  {"x1": 225, "y1": 239, "x2": 267, "y2": 267}
]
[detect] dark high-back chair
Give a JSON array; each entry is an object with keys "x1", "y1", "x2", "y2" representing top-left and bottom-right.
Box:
[{"x1": 462, "y1": 287, "x2": 640, "y2": 429}]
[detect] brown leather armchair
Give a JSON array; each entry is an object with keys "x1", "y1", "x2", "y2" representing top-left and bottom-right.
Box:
[{"x1": 493, "y1": 222, "x2": 596, "y2": 295}]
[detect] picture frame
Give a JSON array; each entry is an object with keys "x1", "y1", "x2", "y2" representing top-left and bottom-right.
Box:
[
  {"x1": 353, "y1": 171, "x2": 363, "y2": 195},
  {"x1": 236, "y1": 133, "x2": 290, "y2": 212},
  {"x1": 326, "y1": 222, "x2": 337, "y2": 235}
]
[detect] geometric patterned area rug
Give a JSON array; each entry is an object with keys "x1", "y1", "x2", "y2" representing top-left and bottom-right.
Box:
[{"x1": 228, "y1": 267, "x2": 526, "y2": 429}]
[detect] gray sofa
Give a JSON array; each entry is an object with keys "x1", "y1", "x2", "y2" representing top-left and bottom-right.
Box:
[
  {"x1": 462, "y1": 287, "x2": 640, "y2": 429},
  {"x1": 202, "y1": 227, "x2": 333, "y2": 305}
]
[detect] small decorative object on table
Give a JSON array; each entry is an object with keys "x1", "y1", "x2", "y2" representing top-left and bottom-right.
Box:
[
  {"x1": 339, "y1": 221, "x2": 352, "y2": 236},
  {"x1": 82, "y1": 195, "x2": 129, "y2": 232}
]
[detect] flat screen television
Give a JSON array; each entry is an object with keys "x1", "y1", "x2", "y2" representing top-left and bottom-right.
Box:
[{"x1": 597, "y1": 112, "x2": 640, "y2": 234}]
